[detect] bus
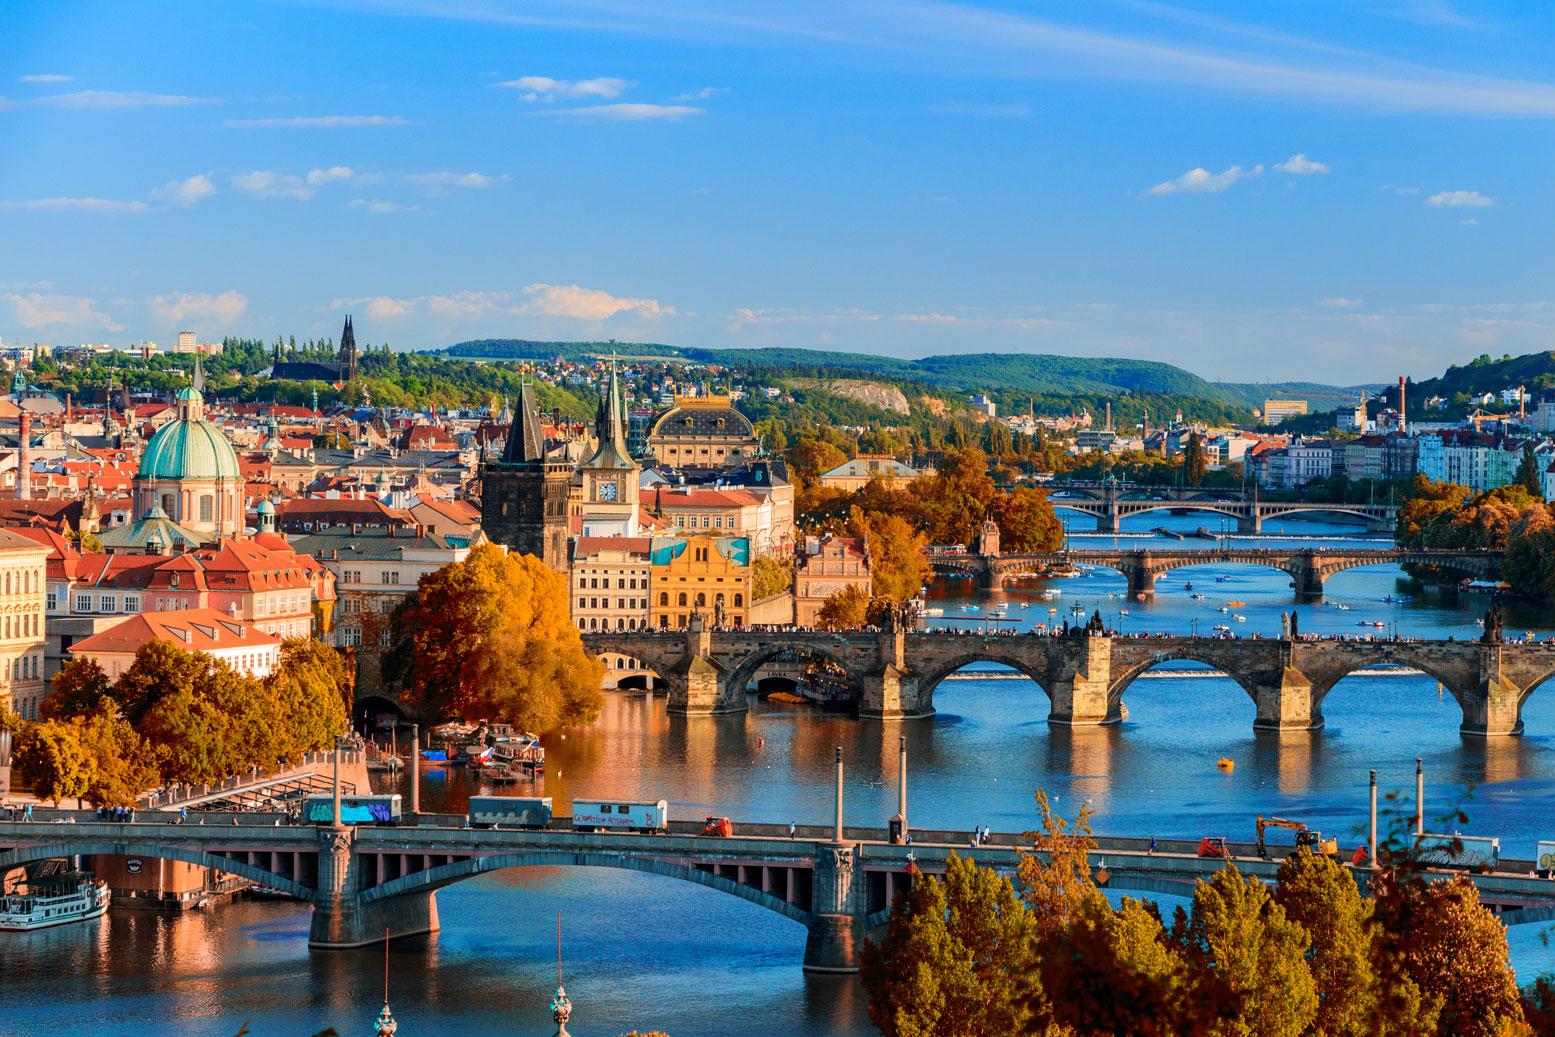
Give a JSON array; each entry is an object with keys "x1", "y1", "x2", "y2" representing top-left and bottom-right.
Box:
[{"x1": 302, "y1": 794, "x2": 403, "y2": 826}]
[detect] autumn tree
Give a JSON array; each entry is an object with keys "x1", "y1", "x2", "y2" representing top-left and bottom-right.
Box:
[
  {"x1": 1044, "y1": 894, "x2": 1184, "y2": 1037},
  {"x1": 860, "y1": 853, "x2": 1039, "y2": 1037},
  {"x1": 1395, "y1": 476, "x2": 1471, "y2": 548},
  {"x1": 913, "y1": 447, "x2": 997, "y2": 545},
  {"x1": 138, "y1": 686, "x2": 236, "y2": 785},
  {"x1": 1170, "y1": 868, "x2": 1318, "y2": 1037},
  {"x1": 266, "y1": 637, "x2": 351, "y2": 760},
  {"x1": 1517, "y1": 441, "x2": 1544, "y2": 498},
  {"x1": 989, "y1": 487, "x2": 1064, "y2": 553},
  {"x1": 113, "y1": 638, "x2": 221, "y2": 725},
  {"x1": 77, "y1": 698, "x2": 157, "y2": 807},
  {"x1": 847, "y1": 507, "x2": 932, "y2": 602},
  {"x1": 816, "y1": 585, "x2": 869, "y2": 629},
  {"x1": 1273, "y1": 847, "x2": 1380, "y2": 1035},
  {"x1": 1018, "y1": 788, "x2": 1098, "y2": 941},
  {"x1": 14, "y1": 719, "x2": 93, "y2": 805},
  {"x1": 42, "y1": 656, "x2": 112, "y2": 720},
  {"x1": 751, "y1": 556, "x2": 792, "y2": 600},
  {"x1": 384, "y1": 544, "x2": 604, "y2": 731}
]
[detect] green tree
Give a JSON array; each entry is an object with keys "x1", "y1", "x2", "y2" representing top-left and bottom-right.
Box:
[
  {"x1": 14, "y1": 719, "x2": 93, "y2": 805},
  {"x1": 77, "y1": 698, "x2": 157, "y2": 807},
  {"x1": 1172, "y1": 867, "x2": 1318, "y2": 1037},
  {"x1": 384, "y1": 544, "x2": 604, "y2": 731},
  {"x1": 1184, "y1": 431, "x2": 1207, "y2": 486},
  {"x1": 266, "y1": 638, "x2": 351, "y2": 760},
  {"x1": 113, "y1": 639, "x2": 219, "y2": 725},
  {"x1": 913, "y1": 447, "x2": 996, "y2": 545},
  {"x1": 41, "y1": 657, "x2": 112, "y2": 720},
  {"x1": 1273, "y1": 848, "x2": 1379, "y2": 1036},
  {"x1": 138, "y1": 686, "x2": 235, "y2": 785},
  {"x1": 751, "y1": 556, "x2": 792, "y2": 600},
  {"x1": 860, "y1": 853, "x2": 1039, "y2": 1037},
  {"x1": 1517, "y1": 442, "x2": 1544, "y2": 498}
]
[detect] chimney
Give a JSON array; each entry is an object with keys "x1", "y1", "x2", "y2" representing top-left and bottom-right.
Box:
[
  {"x1": 17, "y1": 411, "x2": 30, "y2": 502},
  {"x1": 1104, "y1": 401, "x2": 1112, "y2": 431},
  {"x1": 1397, "y1": 376, "x2": 1407, "y2": 432}
]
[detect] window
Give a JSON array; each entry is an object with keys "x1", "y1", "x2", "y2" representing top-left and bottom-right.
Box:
[
  {"x1": 161, "y1": 493, "x2": 174, "y2": 514},
  {"x1": 677, "y1": 593, "x2": 687, "y2": 607},
  {"x1": 659, "y1": 592, "x2": 668, "y2": 606},
  {"x1": 379, "y1": 629, "x2": 391, "y2": 647},
  {"x1": 45, "y1": 592, "x2": 56, "y2": 611},
  {"x1": 75, "y1": 594, "x2": 91, "y2": 612},
  {"x1": 124, "y1": 595, "x2": 138, "y2": 612},
  {"x1": 101, "y1": 595, "x2": 116, "y2": 613},
  {"x1": 199, "y1": 496, "x2": 214, "y2": 523},
  {"x1": 695, "y1": 593, "x2": 706, "y2": 607},
  {"x1": 341, "y1": 627, "x2": 362, "y2": 647},
  {"x1": 381, "y1": 571, "x2": 399, "y2": 585},
  {"x1": 734, "y1": 593, "x2": 744, "y2": 607}
]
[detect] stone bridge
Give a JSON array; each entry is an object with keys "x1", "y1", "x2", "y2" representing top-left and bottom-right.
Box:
[
  {"x1": 6, "y1": 816, "x2": 1555, "y2": 972},
  {"x1": 930, "y1": 547, "x2": 1501, "y2": 599},
  {"x1": 583, "y1": 622, "x2": 1555, "y2": 736},
  {"x1": 1043, "y1": 486, "x2": 1398, "y2": 534}
]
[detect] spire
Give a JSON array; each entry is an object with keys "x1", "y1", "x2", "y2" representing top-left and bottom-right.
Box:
[
  {"x1": 339, "y1": 314, "x2": 358, "y2": 381},
  {"x1": 499, "y1": 382, "x2": 547, "y2": 464},
  {"x1": 193, "y1": 354, "x2": 205, "y2": 394},
  {"x1": 584, "y1": 362, "x2": 636, "y2": 471}
]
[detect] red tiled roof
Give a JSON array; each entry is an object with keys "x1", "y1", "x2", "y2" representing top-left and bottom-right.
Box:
[{"x1": 69, "y1": 608, "x2": 280, "y2": 656}]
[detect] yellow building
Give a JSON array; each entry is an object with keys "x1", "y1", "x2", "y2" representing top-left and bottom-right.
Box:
[
  {"x1": 649, "y1": 535, "x2": 751, "y2": 630},
  {"x1": 794, "y1": 534, "x2": 871, "y2": 626},
  {"x1": 0, "y1": 529, "x2": 51, "y2": 719},
  {"x1": 1262, "y1": 399, "x2": 1309, "y2": 426},
  {"x1": 816, "y1": 455, "x2": 931, "y2": 494},
  {"x1": 647, "y1": 396, "x2": 759, "y2": 470}
]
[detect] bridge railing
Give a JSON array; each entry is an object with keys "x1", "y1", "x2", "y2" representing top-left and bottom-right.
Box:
[{"x1": 137, "y1": 750, "x2": 363, "y2": 810}]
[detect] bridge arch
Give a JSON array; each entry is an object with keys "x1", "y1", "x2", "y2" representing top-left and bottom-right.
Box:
[
  {"x1": 0, "y1": 839, "x2": 314, "y2": 899},
  {"x1": 1106, "y1": 653, "x2": 1260, "y2": 716},
  {"x1": 358, "y1": 850, "x2": 812, "y2": 926},
  {"x1": 1258, "y1": 504, "x2": 1387, "y2": 526},
  {"x1": 1306, "y1": 653, "x2": 1473, "y2": 720},
  {"x1": 724, "y1": 642, "x2": 864, "y2": 702},
  {"x1": 914, "y1": 650, "x2": 1053, "y2": 702}
]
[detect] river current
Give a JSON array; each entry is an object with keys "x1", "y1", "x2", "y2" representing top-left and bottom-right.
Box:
[{"x1": 6, "y1": 514, "x2": 1555, "y2": 1036}]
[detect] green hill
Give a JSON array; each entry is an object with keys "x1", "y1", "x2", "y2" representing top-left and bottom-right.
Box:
[{"x1": 1412, "y1": 351, "x2": 1555, "y2": 407}]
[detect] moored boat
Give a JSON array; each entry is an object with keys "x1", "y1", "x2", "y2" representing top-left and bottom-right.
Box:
[{"x1": 0, "y1": 871, "x2": 110, "y2": 932}]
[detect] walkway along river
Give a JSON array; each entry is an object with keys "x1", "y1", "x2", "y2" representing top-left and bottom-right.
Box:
[{"x1": 6, "y1": 514, "x2": 1555, "y2": 1036}]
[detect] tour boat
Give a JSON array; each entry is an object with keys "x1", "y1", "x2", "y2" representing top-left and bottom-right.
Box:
[{"x1": 0, "y1": 873, "x2": 110, "y2": 932}]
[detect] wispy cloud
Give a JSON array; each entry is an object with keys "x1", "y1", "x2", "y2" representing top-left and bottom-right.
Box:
[
  {"x1": 494, "y1": 75, "x2": 632, "y2": 102},
  {"x1": 1145, "y1": 163, "x2": 1262, "y2": 196},
  {"x1": 0, "y1": 196, "x2": 149, "y2": 214},
  {"x1": 4, "y1": 292, "x2": 123, "y2": 331},
  {"x1": 1276, "y1": 153, "x2": 1330, "y2": 174},
  {"x1": 532, "y1": 103, "x2": 705, "y2": 122},
  {"x1": 1320, "y1": 297, "x2": 1363, "y2": 308},
  {"x1": 350, "y1": 198, "x2": 423, "y2": 214},
  {"x1": 231, "y1": 170, "x2": 317, "y2": 200},
  {"x1": 224, "y1": 114, "x2": 408, "y2": 127},
  {"x1": 357, "y1": 171, "x2": 506, "y2": 195},
  {"x1": 0, "y1": 89, "x2": 215, "y2": 111},
  {"x1": 1459, "y1": 218, "x2": 1480, "y2": 226},
  {"x1": 1427, "y1": 189, "x2": 1495, "y2": 207},
  {"x1": 670, "y1": 86, "x2": 729, "y2": 102},
  {"x1": 307, "y1": 166, "x2": 355, "y2": 186},
  {"x1": 148, "y1": 290, "x2": 248, "y2": 327},
  {"x1": 149, "y1": 174, "x2": 216, "y2": 207},
  {"x1": 18, "y1": 74, "x2": 72, "y2": 84},
  {"x1": 333, "y1": 284, "x2": 673, "y2": 323}
]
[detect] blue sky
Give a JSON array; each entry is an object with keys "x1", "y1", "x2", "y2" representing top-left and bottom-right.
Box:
[{"x1": 3, "y1": 1, "x2": 1554, "y2": 383}]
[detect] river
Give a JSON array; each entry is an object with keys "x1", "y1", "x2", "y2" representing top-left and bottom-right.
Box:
[{"x1": 6, "y1": 514, "x2": 1555, "y2": 1036}]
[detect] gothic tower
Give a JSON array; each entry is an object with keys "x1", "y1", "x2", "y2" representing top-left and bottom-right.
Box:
[
  {"x1": 339, "y1": 315, "x2": 359, "y2": 382},
  {"x1": 479, "y1": 382, "x2": 572, "y2": 570}
]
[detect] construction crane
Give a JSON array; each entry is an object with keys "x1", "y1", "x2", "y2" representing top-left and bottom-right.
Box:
[{"x1": 1256, "y1": 815, "x2": 1337, "y2": 858}]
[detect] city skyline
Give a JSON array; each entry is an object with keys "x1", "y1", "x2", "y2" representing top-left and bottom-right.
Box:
[{"x1": 4, "y1": 1, "x2": 1555, "y2": 381}]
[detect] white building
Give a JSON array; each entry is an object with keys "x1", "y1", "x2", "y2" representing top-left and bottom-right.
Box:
[{"x1": 67, "y1": 607, "x2": 281, "y2": 679}]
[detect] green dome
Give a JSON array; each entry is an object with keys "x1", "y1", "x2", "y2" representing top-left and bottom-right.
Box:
[{"x1": 136, "y1": 409, "x2": 242, "y2": 482}]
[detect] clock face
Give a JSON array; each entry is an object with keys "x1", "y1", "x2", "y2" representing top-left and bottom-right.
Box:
[{"x1": 598, "y1": 481, "x2": 618, "y2": 501}]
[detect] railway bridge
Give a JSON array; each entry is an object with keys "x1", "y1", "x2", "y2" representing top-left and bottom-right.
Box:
[
  {"x1": 1043, "y1": 484, "x2": 1398, "y2": 534},
  {"x1": 583, "y1": 620, "x2": 1555, "y2": 735},
  {"x1": 930, "y1": 547, "x2": 1501, "y2": 599},
  {"x1": 6, "y1": 814, "x2": 1555, "y2": 972}
]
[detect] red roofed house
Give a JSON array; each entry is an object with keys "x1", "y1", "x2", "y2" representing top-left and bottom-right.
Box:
[
  {"x1": 69, "y1": 607, "x2": 281, "y2": 679},
  {"x1": 640, "y1": 485, "x2": 782, "y2": 555}
]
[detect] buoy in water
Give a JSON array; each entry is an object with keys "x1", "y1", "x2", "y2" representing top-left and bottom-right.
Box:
[{"x1": 1217, "y1": 757, "x2": 1235, "y2": 772}]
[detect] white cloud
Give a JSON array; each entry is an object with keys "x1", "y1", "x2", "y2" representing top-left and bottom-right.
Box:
[
  {"x1": 1276, "y1": 153, "x2": 1330, "y2": 175},
  {"x1": 306, "y1": 165, "x2": 355, "y2": 186},
  {"x1": 900, "y1": 312, "x2": 959, "y2": 323},
  {"x1": 522, "y1": 283, "x2": 671, "y2": 320},
  {"x1": 494, "y1": 76, "x2": 632, "y2": 102},
  {"x1": 670, "y1": 86, "x2": 729, "y2": 102},
  {"x1": 149, "y1": 174, "x2": 216, "y2": 207},
  {"x1": 1428, "y1": 189, "x2": 1495, "y2": 207},
  {"x1": 18, "y1": 74, "x2": 72, "y2": 84},
  {"x1": 0, "y1": 197, "x2": 149, "y2": 214},
  {"x1": 1145, "y1": 163, "x2": 1261, "y2": 196},
  {"x1": 4, "y1": 292, "x2": 123, "y2": 331},
  {"x1": 223, "y1": 115, "x2": 408, "y2": 127},
  {"x1": 231, "y1": 170, "x2": 314, "y2": 200},
  {"x1": 147, "y1": 290, "x2": 248, "y2": 328},
  {"x1": 1460, "y1": 218, "x2": 1480, "y2": 226},
  {"x1": 394, "y1": 171, "x2": 504, "y2": 195},
  {"x1": 1321, "y1": 297, "x2": 1364, "y2": 308},
  {"x1": 532, "y1": 103, "x2": 705, "y2": 122},
  {"x1": 0, "y1": 89, "x2": 213, "y2": 110},
  {"x1": 350, "y1": 198, "x2": 422, "y2": 214}
]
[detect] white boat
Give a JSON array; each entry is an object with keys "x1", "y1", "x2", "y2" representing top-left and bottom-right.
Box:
[{"x1": 0, "y1": 873, "x2": 110, "y2": 931}]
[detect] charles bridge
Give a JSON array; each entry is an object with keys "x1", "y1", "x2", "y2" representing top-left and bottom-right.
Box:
[
  {"x1": 929, "y1": 546, "x2": 1502, "y2": 599},
  {"x1": 6, "y1": 811, "x2": 1555, "y2": 972},
  {"x1": 582, "y1": 620, "x2": 1554, "y2": 737},
  {"x1": 1043, "y1": 483, "x2": 1398, "y2": 534}
]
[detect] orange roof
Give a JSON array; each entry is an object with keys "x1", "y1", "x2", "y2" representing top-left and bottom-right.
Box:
[
  {"x1": 639, "y1": 487, "x2": 762, "y2": 508},
  {"x1": 69, "y1": 608, "x2": 280, "y2": 656}
]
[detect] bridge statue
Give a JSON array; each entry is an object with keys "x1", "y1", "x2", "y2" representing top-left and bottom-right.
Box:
[{"x1": 1280, "y1": 611, "x2": 1290, "y2": 640}]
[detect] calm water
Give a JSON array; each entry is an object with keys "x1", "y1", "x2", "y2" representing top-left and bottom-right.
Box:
[{"x1": 7, "y1": 514, "x2": 1555, "y2": 1036}]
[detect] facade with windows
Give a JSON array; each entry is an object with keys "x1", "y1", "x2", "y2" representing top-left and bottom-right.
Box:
[
  {"x1": 794, "y1": 535, "x2": 871, "y2": 627},
  {"x1": 569, "y1": 537, "x2": 651, "y2": 633},
  {"x1": 68, "y1": 608, "x2": 281, "y2": 679},
  {"x1": 0, "y1": 529, "x2": 49, "y2": 719},
  {"x1": 648, "y1": 535, "x2": 752, "y2": 630},
  {"x1": 646, "y1": 397, "x2": 759, "y2": 471}
]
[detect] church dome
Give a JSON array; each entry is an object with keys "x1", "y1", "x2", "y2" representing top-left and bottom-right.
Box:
[{"x1": 135, "y1": 388, "x2": 242, "y2": 483}]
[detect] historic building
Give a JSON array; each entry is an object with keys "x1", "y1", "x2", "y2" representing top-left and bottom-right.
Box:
[
  {"x1": 648, "y1": 535, "x2": 752, "y2": 630},
  {"x1": 479, "y1": 383, "x2": 572, "y2": 570},
  {"x1": 270, "y1": 314, "x2": 360, "y2": 383},
  {"x1": 0, "y1": 529, "x2": 49, "y2": 719},
  {"x1": 68, "y1": 608, "x2": 281, "y2": 680},
  {"x1": 131, "y1": 367, "x2": 245, "y2": 541},
  {"x1": 794, "y1": 534, "x2": 872, "y2": 626},
  {"x1": 570, "y1": 536, "x2": 651, "y2": 632},
  {"x1": 578, "y1": 367, "x2": 642, "y2": 539},
  {"x1": 646, "y1": 395, "x2": 759, "y2": 470},
  {"x1": 816, "y1": 455, "x2": 931, "y2": 493}
]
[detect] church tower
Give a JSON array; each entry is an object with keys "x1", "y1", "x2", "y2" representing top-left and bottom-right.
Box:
[
  {"x1": 338, "y1": 315, "x2": 358, "y2": 382},
  {"x1": 479, "y1": 382, "x2": 572, "y2": 570},
  {"x1": 578, "y1": 364, "x2": 640, "y2": 538}
]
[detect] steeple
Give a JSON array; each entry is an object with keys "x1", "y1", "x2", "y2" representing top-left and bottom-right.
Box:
[
  {"x1": 584, "y1": 363, "x2": 635, "y2": 472},
  {"x1": 339, "y1": 314, "x2": 359, "y2": 382},
  {"x1": 500, "y1": 383, "x2": 547, "y2": 464}
]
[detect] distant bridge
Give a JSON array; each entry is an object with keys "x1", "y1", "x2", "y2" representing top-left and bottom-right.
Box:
[
  {"x1": 930, "y1": 547, "x2": 1501, "y2": 599},
  {"x1": 1043, "y1": 483, "x2": 1398, "y2": 534},
  {"x1": 584, "y1": 620, "x2": 1547, "y2": 735},
  {"x1": 5, "y1": 814, "x2": 1555, "y2": 972}
]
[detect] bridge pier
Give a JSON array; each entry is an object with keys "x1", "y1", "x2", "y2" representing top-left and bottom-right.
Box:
[
  {"x1": 1252, "y1": 667, "x2": 1322, "y2": 731},
  {"x1": 1238, "y1": 512, "x2": 1262, "y2": 535},
  {"x1": 858, "y1": 627, "x2": 934, "y2": 719},
  {"x1": 665, "y1": 614, "x2": 748, "y2": 716},
  {"x1": 1125, "y1": 566, "x2": 1155, "y2": 599},
  {"x1": 308, "y1": 826, "x2": 440, "y2": 948},
  {"x1": 1048, "y1": 637, "x2": 1117, "y2": 727},
  {"x1": 1291, "y1": 564, "x2": 1325, "y2": 603},
  {"x1": 803, "y1": 843, "x2": 863, "y2": 973},
  {"x1": 1096, "y1": 508, "x2": 1121, "y2": 534},
  {"x1": 1459, "y1": 676, "x2": 1525, "y2": 738}
]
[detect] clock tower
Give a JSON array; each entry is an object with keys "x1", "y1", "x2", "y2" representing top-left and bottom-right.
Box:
[{"x1": 579, "y1": 364, "x2": 640, "y2": 538}]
